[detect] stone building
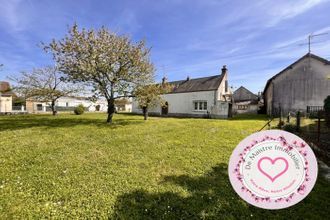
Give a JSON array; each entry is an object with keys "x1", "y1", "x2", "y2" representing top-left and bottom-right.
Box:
[
  {"x1": 233, "y1": 86, "x2": 259, "y2": 114},
  {"x1": 264, "y1": 53, "x2": 330, "y2": 116}
]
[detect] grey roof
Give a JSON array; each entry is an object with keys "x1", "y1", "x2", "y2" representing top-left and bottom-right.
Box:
[
  {"x1": 233, "y1": 86, "x2": 258, "y2": 102},
  {"x1": 167, "y1": 73, "x2": 225, "y2": 94}
]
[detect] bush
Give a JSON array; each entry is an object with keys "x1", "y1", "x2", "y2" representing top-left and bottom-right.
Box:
[
  {"x1": 74, "y1": 104, "x2": 85, "y2": 115},
  {"x1": 283, "y1": 124, "x2": 296, "y2": 133},
  {"x1": 325, "y1": 96, "x2": 330, "y2": 127}
]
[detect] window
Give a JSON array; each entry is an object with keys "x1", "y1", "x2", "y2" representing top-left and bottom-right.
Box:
[
  {"x1": 66, "y1": 102, "x2": 69, "y2": 107},
  {"x1": 237, "y1": 105, "x2": 248, "y2": 110},
  {"x1": 36, "y1": 104, "x2": 43, "y2": 111},
  {"x1": 194, "y1": 102, "x2": 198, "y2": 110},
  {"x1": 193, "y1": 101, "x2": 207, "y2": 111},
  {"x1": 225, "y1": 80, "x2": 228, "y2": 93}
]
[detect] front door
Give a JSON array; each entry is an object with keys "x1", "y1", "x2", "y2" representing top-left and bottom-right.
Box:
[{"x1": 161, "y1": 102, "x2": 168, "y2": 115}]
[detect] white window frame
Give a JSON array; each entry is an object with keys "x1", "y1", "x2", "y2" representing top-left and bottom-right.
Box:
[{"x1": 193, "y1": 101, "x2": 207, "y2": 111}]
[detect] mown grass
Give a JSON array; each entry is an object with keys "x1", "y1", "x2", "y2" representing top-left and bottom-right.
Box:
[{"x1": 0, "y1": 113, "x2": 329, "y2": 219}]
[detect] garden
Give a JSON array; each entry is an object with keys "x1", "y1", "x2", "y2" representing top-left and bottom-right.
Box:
[{"x1": 0, "y1": 113, "x2": 329, "y2": 219}]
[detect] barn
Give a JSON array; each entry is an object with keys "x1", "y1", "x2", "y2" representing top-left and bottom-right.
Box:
[
  {"x1": 264, "y1": 53, "x2": 330, "y2": 116},
  {"x1": 232, "y1": 86, "x2": 259, "y2": 114}
]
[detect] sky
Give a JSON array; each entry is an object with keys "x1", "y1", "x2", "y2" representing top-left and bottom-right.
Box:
[{"x1": 0, "y1": 0, "x2": 330, "y2": 93}]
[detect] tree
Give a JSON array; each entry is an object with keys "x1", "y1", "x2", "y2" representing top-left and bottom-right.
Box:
[
  {"x1": 44, "y1": 24, "x2": 154, "y2": 123},
  {"x1": 11, "y1": 66, "x2": 81, "y2": 115},
  {"x1": 135, "y1": 82, "x2": 172, "y2": 120}
]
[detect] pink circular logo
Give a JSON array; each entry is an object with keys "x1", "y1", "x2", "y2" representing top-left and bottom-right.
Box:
[{"x1": 228, "y1": 130, "x2": 318, "y2": 209}]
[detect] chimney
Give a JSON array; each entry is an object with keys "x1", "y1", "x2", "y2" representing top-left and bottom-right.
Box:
[
  {"x1": 162, "y1": 77, "x2": 167, "y2": 84},
  {"x1": 221, "y1": 65, "x2": 227, "y2": 75},
  {"x1": 186, "y1": 76, "x2": 190, "y2": 81}
]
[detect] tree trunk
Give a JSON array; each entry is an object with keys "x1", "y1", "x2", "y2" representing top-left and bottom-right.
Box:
[
  {"x1": 107, "y1": 98, "x2": 115, "y2": 123},
  {"x1": 142, "y1": 106, "x2": 148, "y2": 120},
  {"x1": 51, "y1": 100, "x2": 57, "y2": 116}
]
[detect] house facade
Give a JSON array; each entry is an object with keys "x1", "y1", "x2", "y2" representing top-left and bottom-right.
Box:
[
  {"x1": 233, "y1": 86, "x2": 259, "y2": 114},
  {"x1": 26, "y1": 96, "x2": 108, "y2": 113},
  {"x1": 264, "y1": 53, "x2": 330, "y2": 116},
  {"x1": 0, "y1": 81, "x2": 14, "y2": 113},
  {"x1": 115, "y1": 98, "x2": 132, "y2": 112},
  {"x1": 0, "y1": 95, "x2": 12, "y2": 113},
  {"x1": 132, "y1": 65, "x2": 232, "y2": 118}
]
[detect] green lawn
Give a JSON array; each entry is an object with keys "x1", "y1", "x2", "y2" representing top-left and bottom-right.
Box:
[{"x1": 0, "y1": 113, "x2": 329, "y2": 219}]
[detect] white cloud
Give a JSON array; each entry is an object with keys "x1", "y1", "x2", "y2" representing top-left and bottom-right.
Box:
[
  {"x1": 266, "y1": 0, "x2": 329, "y2": 26},
  {"x1": 0, "y1": 0, "x2": 27, "y2": 31}
]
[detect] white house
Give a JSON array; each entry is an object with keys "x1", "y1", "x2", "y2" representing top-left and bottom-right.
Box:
[
  {"x1": 0, "y1": 81, "x2": 14, "y2": 113},
  {"x1": 26, "y1": 96, "x2": 108, "y2": 113},
  {"x1": 132, "y1": 65, "x2": 232, "y2": 118},
  {"x1": 0, "y1": 94, "x2": 12, "y2": 113}
]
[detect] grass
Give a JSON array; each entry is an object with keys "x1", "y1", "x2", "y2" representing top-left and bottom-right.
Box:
[{"x1": 0, "y1": 113, "x2": 329, "y2": 219}]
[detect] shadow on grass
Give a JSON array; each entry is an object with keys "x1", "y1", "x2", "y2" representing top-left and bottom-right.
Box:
[
  {"x1": 112, "y1": 163, "x2": 330, "y2": 219},
  {"x1": 0, "y1": 114, "x2": 144, "y2": 132},
  {"x1": 230, "y1": 114, "x2": 269, "y2": 121}
]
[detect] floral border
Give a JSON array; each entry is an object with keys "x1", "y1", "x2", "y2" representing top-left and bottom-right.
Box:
[{"x1": 233, "y1": 135, "x2": 309, "y2": 203}]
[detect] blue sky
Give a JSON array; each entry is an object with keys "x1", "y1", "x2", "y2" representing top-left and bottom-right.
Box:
[{"x1": 1, "y1": 0, "x2": 330, "y2": 93}]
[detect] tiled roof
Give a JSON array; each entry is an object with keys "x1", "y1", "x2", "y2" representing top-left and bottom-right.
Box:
[{"x1": 167, "y1": 73, "x2": 225, "y2": 94}]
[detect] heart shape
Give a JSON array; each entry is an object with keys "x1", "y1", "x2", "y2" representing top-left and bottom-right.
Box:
[{"x1": 257, "y1": 157, "x2": 289, "y2": 182}]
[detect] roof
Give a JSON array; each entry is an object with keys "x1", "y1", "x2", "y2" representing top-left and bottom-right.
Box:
[
  {"x1": 0, "y1": 81, "x2": 16, "y2": 97},
  {"x1": 0, "y1": 81, "x2": 10, "y2": 92},
  {"x1": 167, "y1": 73, "x2": 225, "y2": 94},
  {"x1": 233, "y1": 86, "x2": 258, "y2": 102},
  {"x1": 263, "y1": 53, "x2": 330, "y2": 94}
]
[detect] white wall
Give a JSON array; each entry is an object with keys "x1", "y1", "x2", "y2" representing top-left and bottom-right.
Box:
[
  {"x1": 132, "y1": 90, "x2": 230, "y2": 118},
  {"x1": 0, "y1": 96, "x2": 12, "y2": 113},
  {"x1": 132, "y1": 90, "x2": 216, "y2": 115}
]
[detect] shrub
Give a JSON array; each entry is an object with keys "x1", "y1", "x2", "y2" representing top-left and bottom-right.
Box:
[
  {"x1": 325, "y1": 96, "x2": 330, "y2": 127},
  {"x1": 283, "y1": 124, "x2": 296, "y2": 133},
  {"x1": 74, "y1": 104, "x2": 85, "y2": 115}
]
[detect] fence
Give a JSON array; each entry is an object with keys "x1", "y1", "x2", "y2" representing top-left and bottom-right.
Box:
[
  {"x1": 45, "y1": 106, "x2": 89, "y2": 112},
  {"x1": 12, "y1": 105, "x2": 25, "y2": 111},
  {"x1": 307, "y1": 106, "x2": 324, "y2": 118},
  {"x1": 259, "y1": 110, "x2": 330, "y2": 165}
]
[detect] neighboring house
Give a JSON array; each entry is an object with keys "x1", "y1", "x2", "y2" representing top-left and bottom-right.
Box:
[
  {"x1": 132, "y1": 65, "x2": 232, "y2": 118},
  {"x1": 0, "y1": 94, "x2": 12, "y2": 113},
  {"x1": 26, "y1": 96, "x2": 108, "y2": 113},
  {"x1": 115, "y1": 98, "x2": 132, "y2": 112},
  {"x1": 232, "y1": 86, "x2": 259, "y2": 114},
  {"x1": 264, "y1": 53, "x2": 330, "y2": 116},
  {"x1": 0, "y1": 81, "x2": 15, "y2": 113}
]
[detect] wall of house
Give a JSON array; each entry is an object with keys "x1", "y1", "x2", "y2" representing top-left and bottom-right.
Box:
[
  {"x1": 0, "y1": 96, "x2": 12, "y2": 113},
  {"x1": 265, "y1": 83, "x2": 273, "y2": 115},
  {"x1": 210, "y1": 101, "x2": 230, "y2": 118},
  {"x1": 132, "y1": 90, "x2": 216, "y2": 117},
  {"x1": 217, "y1": 72, "x2": 231, "y2": 101},
  {"x1": 132, "y1": 90, "x2": 231, "y2": 118},
  {"x1": 265, "y1": 57, "x2": 330, "y2": 115},
  {"x1": 233, "y1": 104, "x2": 258, "y2": 114},
  {"x1": 26, "y1": 100, "x2": 47, "y2": 113}
]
